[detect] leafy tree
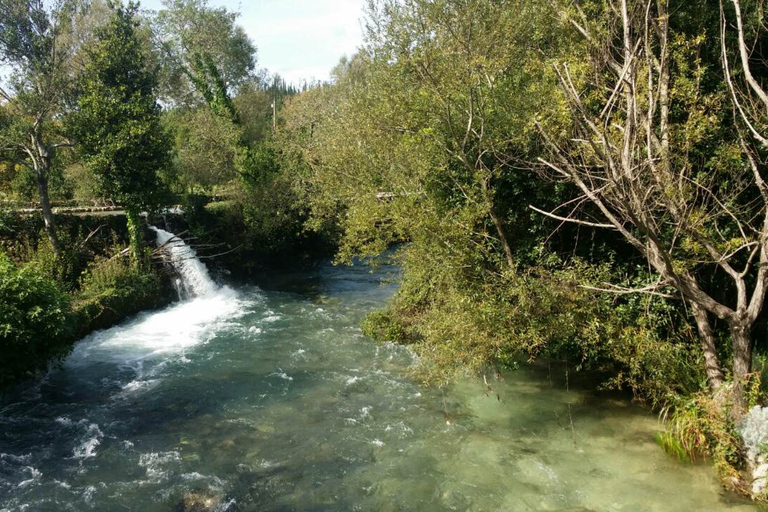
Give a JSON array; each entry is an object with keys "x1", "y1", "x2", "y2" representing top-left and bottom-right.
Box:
[
  {"x1": 536, "y1": 0, "x2": 768, "y2": 417},
  {"x1": 153, "y1": 0, "x2": 256, "y2": 107},
  {"x1": 68, "y1": 1, "x2": 171, "y2": 265},
  {"x1": 278, "y1": 0, "x2": 703, "y2": 411},
  {"x1": 0, "y1": 0, "x2": 82, "y2": 258},
  {"x1": 234, "y1": 80, "x2": 280, "y2": 145},
  {"x1": 168, "y1": 106, "x2": 241, "y2": 193}
]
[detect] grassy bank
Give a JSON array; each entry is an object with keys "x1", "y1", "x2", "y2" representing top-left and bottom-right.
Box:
[{"x1": 0, "y1": 197, "x2": 339, "y2": 389}]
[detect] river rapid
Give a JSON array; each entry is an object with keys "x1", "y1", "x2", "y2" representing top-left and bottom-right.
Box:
[{"x1": 0, "y1": 235, "x2": 758, "y2": 511}]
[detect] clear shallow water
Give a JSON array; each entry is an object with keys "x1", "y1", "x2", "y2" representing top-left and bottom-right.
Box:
[{"x1": 0, "y1": 261, "x2": 757, "y2": 511}]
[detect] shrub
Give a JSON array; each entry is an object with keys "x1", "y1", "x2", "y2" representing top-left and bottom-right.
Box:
[
  {"x1": 361, "y1": 310, "x2": 411, "y2": 344},
  {"x1": 364, "y1": 242, "x2": 703, "y2": 403},
  {"x1": 658, "y1": 393, "x2": 744, "y2": 487},
  {"x1": 180, "y1": 187, "x2": 334, "y2": 275},
  {"x1": 74, "y1": 255, "x2": 168, "y2": 334},
  {"x1": 21, "y1": 233, "x2": 86, "y2": 291},
  {"x1": 0, "y1": 253, "x2": 74, "y2": 386}
]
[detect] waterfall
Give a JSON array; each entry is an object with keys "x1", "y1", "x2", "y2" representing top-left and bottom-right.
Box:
[
  {"x1": 150, "y1": 226, "x2": 218, "y2": 298},
  {"x1": 64, "y1": 228, "x2": 241, "y2": 365}
]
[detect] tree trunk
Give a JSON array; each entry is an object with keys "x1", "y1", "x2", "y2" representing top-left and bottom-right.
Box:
[
  {"x1": 482, "y1": 178, "x2": 514, "y2": 270},
  {"x1": 35, "y1": 164, "x2": 61, "y2": 259},
  {"x1": 489, "y1": 204, "x2": 514, "y2": 271},
  {"x1": 691, "y1": 302, "x2": 726, "y2": 391},
  {"x1": 125, "y1": 207, "x2": 143, "y2": 267},
  {"x1": 730, "y1": 319, "x2": 754, "y2": 418}
]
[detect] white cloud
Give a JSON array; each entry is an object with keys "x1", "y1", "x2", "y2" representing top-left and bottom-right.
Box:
[
  {"x1": 242, "y1": 0, "x2": 366, "y2": 83},
  {"x1": 141, "y1": 0, "x2": 367, "y2": 84}
]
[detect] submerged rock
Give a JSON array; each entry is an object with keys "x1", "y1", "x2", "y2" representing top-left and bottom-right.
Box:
[{"x1": 176, "y1": 491, "x2": 223, "y2": 512}]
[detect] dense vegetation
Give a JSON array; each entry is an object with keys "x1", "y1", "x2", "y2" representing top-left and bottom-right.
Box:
[
  {"x1": 277, "y1": 0, "x2": 768, "y2": 494},
  {"x1": 3, "y1": 0, "x2": 768, "y2": 497},
  {"x1": 0, "y1": 0, "x2": 309, "y2": 381}
]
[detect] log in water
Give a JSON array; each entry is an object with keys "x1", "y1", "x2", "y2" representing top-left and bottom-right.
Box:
[{"x1": 0, "y1": 233, "x2": 756, "y2": 511}]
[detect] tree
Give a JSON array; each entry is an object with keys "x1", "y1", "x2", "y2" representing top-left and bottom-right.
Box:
[
  {"x1": 169, "y1": 106, "x2": 241, "y2": 193},
  {"x1": 152, "y1": 0, "x2": 256, "y2": 108},
  {"x1": 536, "y1": 0, "x2": 766, "y2": 415},
  {"x1": 68, "y1": 1, "x2": 171, "y2": 265},
  {"x1": 281, "y1": 0, "x2": 561, "y2": 263},
  {"x1": 0, "y1": 0, "x2": 80, "y2": 258},
  {"x1": 154, "y1": 0, "x2": 275, "y2": 187}
]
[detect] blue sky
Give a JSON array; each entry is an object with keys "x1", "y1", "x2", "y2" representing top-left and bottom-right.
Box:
[{"x1": 141, "y1": 0, "x2": 368, "y2": 84}]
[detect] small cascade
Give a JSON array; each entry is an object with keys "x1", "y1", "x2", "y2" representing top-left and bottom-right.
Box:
[{"x1": 150, "y1": 226, "x2": 218, "y2": 298}]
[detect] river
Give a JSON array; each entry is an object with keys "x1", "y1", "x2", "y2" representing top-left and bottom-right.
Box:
[{"x1": 0, "y1": 232, "x2": 757, "y2": 511}]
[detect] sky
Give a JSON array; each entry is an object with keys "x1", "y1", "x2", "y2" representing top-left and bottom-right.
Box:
[{"x1": 141, "y1": 0, "x2": 368, "y2": 85}]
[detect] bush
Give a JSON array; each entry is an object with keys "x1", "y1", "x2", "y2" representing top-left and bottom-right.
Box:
[
  {"x1": 364, "y1": 242, "x2": 704, "y2": 404},
  {"x1": 658, "y1": 392, "x2": 744, "y2": 487},
  {"x1": 179, "y1": 186, "x2": 334, "y2": 275},
  {"x1": 361, "y1": 310, "x2": 411, "y2": 344},
  {"x1": 0, "y1": 253, "x2": 74, "y2": 386},
  {"x1": 73, "y1": 255, "x2": 169, "y2": 334},
  {"x1": 21, "y1": 233, "x2": 86, "y2": 291}
]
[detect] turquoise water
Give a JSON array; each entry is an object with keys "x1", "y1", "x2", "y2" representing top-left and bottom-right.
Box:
[{"x1": 0, "y1": 260, "x2": 756, "y2": 511}]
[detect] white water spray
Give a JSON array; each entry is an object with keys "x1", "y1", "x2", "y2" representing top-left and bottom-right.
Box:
[
  {"x1": 66, "y1": 228, "x2": 242, "y2": 366},
  {"x1": 150, "y1": 226, "x2": 218, "y2": 298}
]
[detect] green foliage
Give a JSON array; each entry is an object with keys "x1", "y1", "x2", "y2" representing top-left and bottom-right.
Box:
[
  {"x1": 365, "y1": 241, "x2": 702, "y2": 404},
  {"x1": 182, "y1": 180, "x2": 332, "y2": 274},
  {"x1": 69, "y1": 1, "x2": 171, "y2": 264},
  {"x1": 658, "y1": 393, "x2": 744, "y2": 484},
  {"x1": 233, "y1": 83, "x2": 275, "y2": 145},
  {"x1": 69, "y1": 2, "x2": 171, "y2": 213},
  {"x1": 275, "y1": 0, "x2": 754, "y2": 420},
  {"x1": 361, "y1": 310, "x2": 410, "y2": 344},
  {"x1": 21, "y1": 232, "x2": 83, "y2": 290},
  {"x1": 0, "y1": 210, "x2": 174, "y2": 388},
  {"x1": 166, "y1": 106, "x2": 240, "y2": 193},
  {"x1": 0, "y1": 0, "x2": 85, "y2": 253},
  {"x1": 276, "y1": 0, "x2": 709, "y2": 407},
  {"x1": 73, "y1": 255, "x2": 167, "y2": 335},
  {"x1": 0, "y1": 253, "x2": 74, "y2": 387},
  {"x1": 238, "y1": 142, "x2": 279, "y2": 188},
  {"x1": 153, "y1": 0, "x2": 256, "y2": 105}
]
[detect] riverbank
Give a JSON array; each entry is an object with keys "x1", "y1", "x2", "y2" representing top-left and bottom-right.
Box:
[
  {"x1": 0, "y1": 253, "x2": 757, "y2": 511},
  {"x1": 0, "y1": 201, "x2": 336, "y2": 390},
  {"x1": 0, "y1": 211, "x2": 183, "y2": 388}
]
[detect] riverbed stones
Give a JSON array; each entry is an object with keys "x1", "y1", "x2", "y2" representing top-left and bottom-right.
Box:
[{"x1": 738, "y1": 406, "x2": 768, "y2": 496}]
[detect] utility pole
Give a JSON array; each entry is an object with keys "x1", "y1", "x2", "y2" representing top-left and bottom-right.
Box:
[{"x1": 272, "y1": 96, "x2": 277, "y2": 134}]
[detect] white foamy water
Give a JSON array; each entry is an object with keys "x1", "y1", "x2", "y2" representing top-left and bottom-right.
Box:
[
  {"x1": 67, "y1": 229, "x2": 243, "y2": 366},
  {"x1": 67, "y1": 289, "x2": 242, "y2": 365},
  {"x1": 150, "y1": 226, "x2": 218, "y2": 298}
]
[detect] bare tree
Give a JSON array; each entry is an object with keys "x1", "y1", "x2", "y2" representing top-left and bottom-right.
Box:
[{"x1": 535, "y1": 0, "x2": 768, "y2": 415}]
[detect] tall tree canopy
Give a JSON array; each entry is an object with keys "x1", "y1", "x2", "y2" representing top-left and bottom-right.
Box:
[
  {"x1": 68, "y1": 0, "x2": 171, "y2": 265},
  {"x1": 0, "y1": 0, "x2": 82, "y2": 258},
  {"x1": 152, "y1": 0, "x2": 256, "y2": 108}
]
